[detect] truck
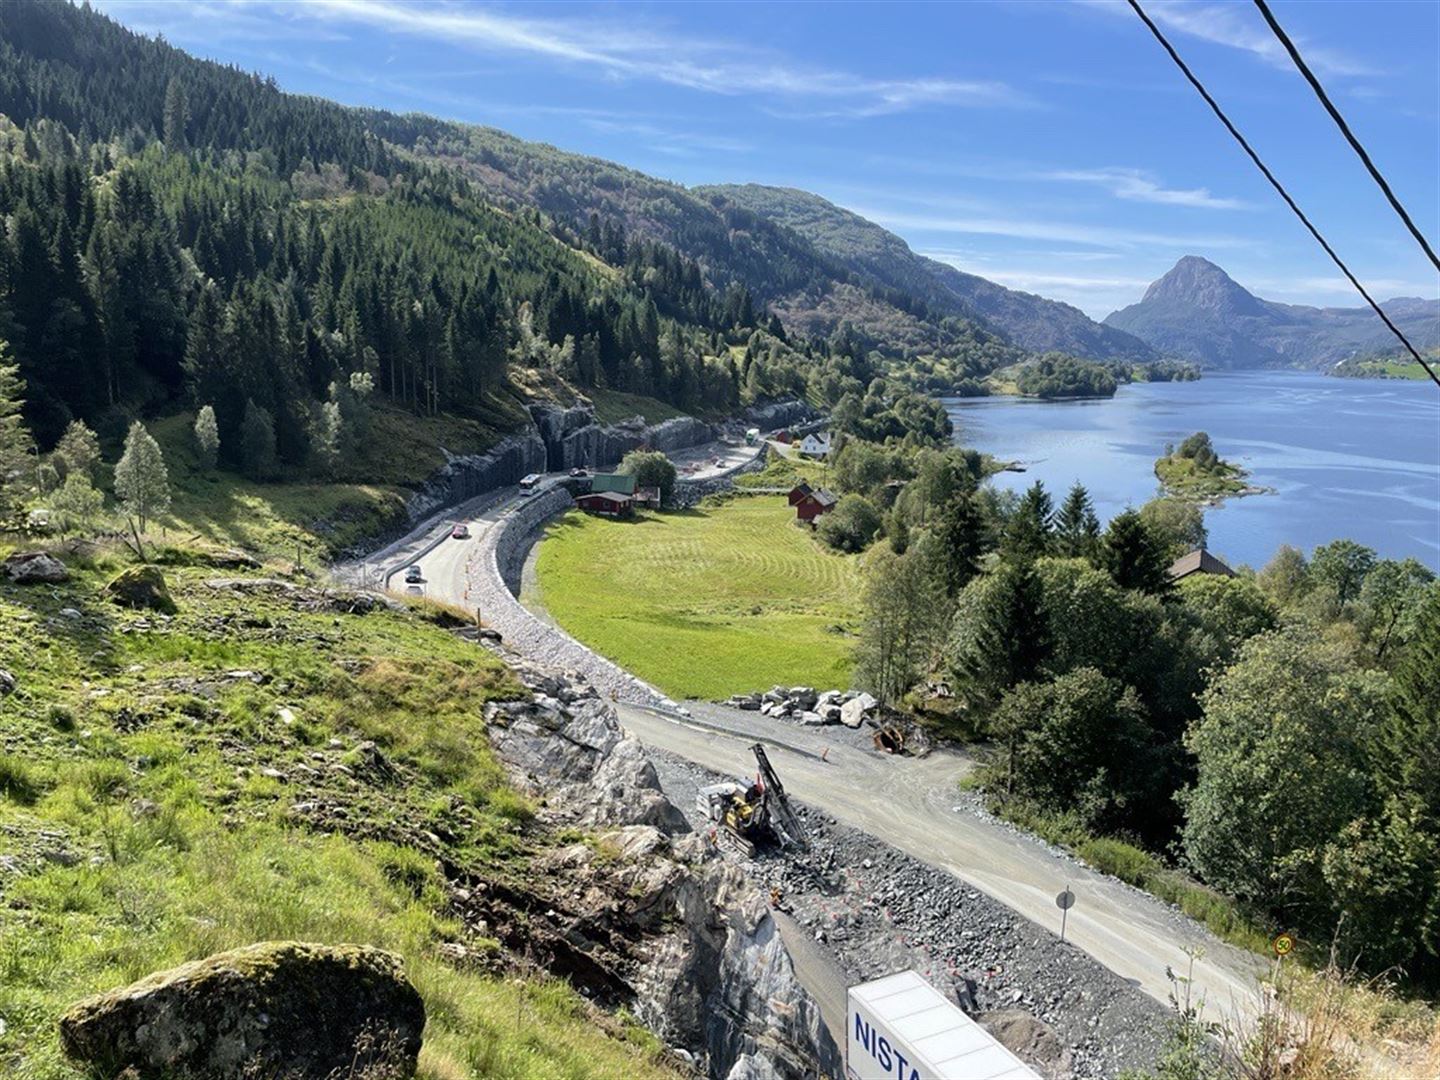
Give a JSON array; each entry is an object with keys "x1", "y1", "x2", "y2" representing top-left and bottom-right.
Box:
[{"x1": 847, "y1": 970, "x2": 1039, "y2": 1080}]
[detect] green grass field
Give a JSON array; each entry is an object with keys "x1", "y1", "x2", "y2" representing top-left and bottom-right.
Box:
[{"x1": 531, "y1": 497, "x2": 862, "y2": 699}]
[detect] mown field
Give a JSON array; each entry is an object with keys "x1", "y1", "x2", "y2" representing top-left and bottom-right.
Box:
[{"x1": 531, "y1": 496, "x2": 862, "y2": 699}]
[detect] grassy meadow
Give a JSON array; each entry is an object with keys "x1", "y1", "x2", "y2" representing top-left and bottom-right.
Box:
[
  {"x1": 530, "y1": 496, "x2": 862, "y2": 699},
  {"x1": 0, "y1": 541, "x2": 675, "y2": 1080}
]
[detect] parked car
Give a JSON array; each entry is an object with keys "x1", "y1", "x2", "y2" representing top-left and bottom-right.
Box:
[
  {"x1": 450, "y1": 523, "x2": 470, "y2": 540},
  {"x1": 404, "y1": 565, "x2": 423, "y2": 584},
  {"x1": 568, "y1": 466, "x2": 589, "y2": 478}
]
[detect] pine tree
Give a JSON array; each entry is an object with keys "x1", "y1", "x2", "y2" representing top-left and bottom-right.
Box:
[
  {"x1": 958, "y1": 561, "x2": 1052, "y2": 710},
  {"x1": 114, "y1": 421, "x2": 170, "y2": 533},
  {"x1": 240, "y1": 399, "x2": 278, "y2": 480},
  {"x1": 936, "y1": 489, "x2": 986, "y2": 598},
  {"x1": 1055, "y1": 482, "x2": 1100, "y2": 558},
  {"x1": 194, "y1": 405, "x2": 220, "y2": 471},
  {"x1": 1005, "y1": 480, "x2": 1054, "y2": 562},
  {"x1": 54, "y1": 420, "x2": 101, "y2": 481},
  {"x1": 1100, "y1": 509, "x2": 1172, "y2": 596},
  {"x1": 0, "y1": 347, "x2": 31, "y2": 524},
  {"x1": 1381, "y1": 585, "x2": 1440, "y2": 813},
  {"x1": 163, "y1": 77, "x2": 189, "y2": 150}
]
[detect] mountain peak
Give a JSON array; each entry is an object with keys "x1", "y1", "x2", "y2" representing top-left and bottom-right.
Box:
[{"x1": 1141, "y1": 256, "x2": 1263, "y2": 315}]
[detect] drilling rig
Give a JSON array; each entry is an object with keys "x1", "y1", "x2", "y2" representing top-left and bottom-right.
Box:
[{"x1": 697, "y1": 743, "x2": 808, "y2": 858}]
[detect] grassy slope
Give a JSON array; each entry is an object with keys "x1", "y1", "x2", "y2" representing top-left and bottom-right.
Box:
[
  {"x1": 0, "y1": 544, "x2": 674, "y2": 1079},
  {"x1": 140, "y1": 395, "x2": 531, "y2": 566},
  {"x1": 531, "y1": 497, "x2": 861, "y2": 699},
  {"x1": 734, "y1": 446, "x2": 834, "y2": 491},
  {"x1": 584, "y1": 389, "x2": 693, "y2": 426}
]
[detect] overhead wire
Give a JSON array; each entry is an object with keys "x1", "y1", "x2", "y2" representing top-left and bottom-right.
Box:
[
  {"x1": 1126, "y1": 0, "x2": 1440, "y2": 389},
  {"x1": 1252, "y1": 0, "x2": 1440, "y2": 275}
]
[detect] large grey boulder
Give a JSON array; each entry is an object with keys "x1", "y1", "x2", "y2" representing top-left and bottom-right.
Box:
[
  {"x1": 3, "y1": 551, "x2": 68, "y2": 584},
  {"x1": 840, "y1": 692, "x2": 877, "y2": 728},
  {"x1": 58, "y1": 941, "x2": 425, "y2": 1079}
]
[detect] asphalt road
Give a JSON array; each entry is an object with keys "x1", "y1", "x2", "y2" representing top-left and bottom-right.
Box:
[{"x1": 381, "y1": 456, "x2": 1268, "y2": 1033}]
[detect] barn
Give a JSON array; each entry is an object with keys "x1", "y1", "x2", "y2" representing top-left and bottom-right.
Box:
[
  {"x1": 575, "y1": 491, "x2": 634, "y2": 518},
  {"x1": 789, "y1": 484, "x2": 838, "y2": 525}
]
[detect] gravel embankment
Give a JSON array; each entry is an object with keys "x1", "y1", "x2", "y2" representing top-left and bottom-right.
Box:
[
  {"x1": 463, "y1": 489, "x2": 676, "y2": 710},
  {"x1": 649, "y1": 749, "x2": 1173, "y2": 1079}
]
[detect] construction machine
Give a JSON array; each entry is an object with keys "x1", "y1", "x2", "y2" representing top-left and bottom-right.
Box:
[{"x1": 697, "y1": 743, "x2": 808, "y2": 858}]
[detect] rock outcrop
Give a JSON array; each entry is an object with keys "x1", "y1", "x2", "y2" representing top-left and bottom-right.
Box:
[
  {"x1": 483, "y1": 658, "x2": 841, "y2": 1079},
  {"x1": 104, "y1": 565, "x2": 178, "y2": 614},
  {"x1": 58, "y1": 941, "x2": 425, "y2": 1079},
  {"x1": 529, "y1": 402, "x2": 715, "y2": 472},
  {"x1": 405, "y1": 431, "x2": 548, "y2": 524},
  {"x1": 3, "y1": 550, "x2": 69, "y2": 584}
]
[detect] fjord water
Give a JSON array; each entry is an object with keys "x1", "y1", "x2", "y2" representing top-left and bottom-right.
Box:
[{"x1": 946, "y1": 371, "x2": 1440, "y2": 570}]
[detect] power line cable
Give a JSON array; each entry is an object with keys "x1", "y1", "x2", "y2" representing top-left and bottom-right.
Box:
[
  {"x1": 1126, "y1": 0, "x2": 1440, "y2": 390},
  {"x1": 1252, "y1": 0, "x2": 1440, "y2": 275}
]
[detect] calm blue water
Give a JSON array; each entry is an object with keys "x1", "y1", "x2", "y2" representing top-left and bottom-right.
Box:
[{"x1": 944, "y1": 371, "x2": 1440, "y2": 570}]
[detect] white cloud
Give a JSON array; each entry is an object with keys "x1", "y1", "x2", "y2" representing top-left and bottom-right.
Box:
[
  {"x1": 851, "y1": 205, "x2": 1255, "y2": 251},
  {"x1": 280, "y1": 0, "x2": 1034, "y2": 116},
  {"x1": 583, "y1": 118, "x2": 753, "y2": 155},
  {"x1": 1081, "y1": 0, "x2": 1377, "y2": 78},
  {"x1": 1042, "y1": 166, "x2": 1250, "y2": 209}
]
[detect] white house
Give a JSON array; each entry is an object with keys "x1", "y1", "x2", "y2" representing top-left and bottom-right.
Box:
[{"x1": 797, "y1": 432, "x2": 832, "y2": 459}]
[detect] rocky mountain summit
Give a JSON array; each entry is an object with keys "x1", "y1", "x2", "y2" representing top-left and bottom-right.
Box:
[{"x1": 1105, "y1": 256, "x2": 1440, "y2": 368}]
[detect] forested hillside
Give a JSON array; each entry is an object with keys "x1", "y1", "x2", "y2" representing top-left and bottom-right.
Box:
[
  {"x1": 365, "y1": 115, "x2": 1025, "y2": 369},
  {"x1": 0, "y1": 1, "x2": 873, "y2": 460},
  {"x1": 701, "y1": 184, "x2": 1159, "y2": 361}
]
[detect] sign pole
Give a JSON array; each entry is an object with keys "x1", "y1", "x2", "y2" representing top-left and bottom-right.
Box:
[{"x1": 1055, "y1": 886, "x2": 1076, "y2": 944}]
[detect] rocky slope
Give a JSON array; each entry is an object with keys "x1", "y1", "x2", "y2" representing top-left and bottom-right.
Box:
[
  {"x1": 482, "y1": 654, "x2": 842, "y2": 1079},
  {"x1": 1104, "y1": 256, "x2": 1440, "y2": 368}
]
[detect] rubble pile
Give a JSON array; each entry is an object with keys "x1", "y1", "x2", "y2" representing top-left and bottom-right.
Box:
[
  {"x1": 723, "y1": 687, "x2": 934, "y2": 755},
  {"x1": 648, "y1": 750, "x2": 1171, "y2": 1080}
]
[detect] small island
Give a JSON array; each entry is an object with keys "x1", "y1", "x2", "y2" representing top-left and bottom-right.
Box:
[
  {"x1": 1155, "y1": 431, "x2": 1266, "y2": 504},
  {"x1": 982, "y1": 353, "x2": 1202, "y2": 399}
]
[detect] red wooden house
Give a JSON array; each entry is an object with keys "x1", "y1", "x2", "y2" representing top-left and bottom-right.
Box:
[{"x1": 788, "y1": 483, "x2": 837, "y2": 525}]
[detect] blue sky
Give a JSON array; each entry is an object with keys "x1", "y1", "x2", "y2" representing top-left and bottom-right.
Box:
[{"x1": 98, "y1": 0, "x2": 1439, "y2": 319}]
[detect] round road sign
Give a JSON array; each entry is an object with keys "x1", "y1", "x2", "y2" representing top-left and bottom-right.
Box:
[
  {"x1": 1056, "y1": 889, "x2": 1076, "y2": 911},
  {"x1": 1273, "y1": 933, "x2": 1295, "y2": 957}
]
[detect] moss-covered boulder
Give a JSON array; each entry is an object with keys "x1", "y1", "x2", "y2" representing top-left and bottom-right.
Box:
[
  {"x1": 104, "y1": 565, "x2": 178, "y2": 614},
  {"x1": 58, "y1": 941, "x2": 425, "y2": 1079}
]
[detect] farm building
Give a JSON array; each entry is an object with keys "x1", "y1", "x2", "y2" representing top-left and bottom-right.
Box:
[
  {"x1": 634, "y1": 486, "x2": 661, "y2": 509},
  {"x1": 590, "y1": 472, "x2": 637, "y2": 496},
  {"x1": 575, "y1": 491, "x2": 634, "y2": 518},
  {"x1": 1168, "y1": 547, "x2": 1235, "y2": 581},
  {"x1": 790, "y1": 484, "x2": 838, "y2": 525},
  {"x1": 797, "y1": 432, "x2": 832, "y2": 459}
]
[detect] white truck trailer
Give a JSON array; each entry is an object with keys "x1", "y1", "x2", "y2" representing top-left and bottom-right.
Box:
[{"x1": 846, "y1": 970, "x2": 1040, "y2": 1080}]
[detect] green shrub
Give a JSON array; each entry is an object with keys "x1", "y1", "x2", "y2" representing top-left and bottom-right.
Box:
[{"x1": 0, "y1": 754, "x2": 41, "y2": 805}]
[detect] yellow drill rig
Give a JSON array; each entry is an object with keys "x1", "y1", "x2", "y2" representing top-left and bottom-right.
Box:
[{"x1": 697, "y1": 743, "x2": 808, "y2": 858}]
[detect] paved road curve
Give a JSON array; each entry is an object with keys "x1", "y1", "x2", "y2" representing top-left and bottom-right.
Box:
[{"x1": 384, "y1": 478, "x2": 1268, "y2": 1031}]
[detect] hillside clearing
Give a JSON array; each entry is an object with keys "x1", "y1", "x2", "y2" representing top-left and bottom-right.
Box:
[{"x1": 530, "y1": 497, "x2": 862, "y2": 699}]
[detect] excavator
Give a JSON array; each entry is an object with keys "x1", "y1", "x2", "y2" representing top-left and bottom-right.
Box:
[{"x1": 696, "y1": 743, "x2": 808, "y2": 858}]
